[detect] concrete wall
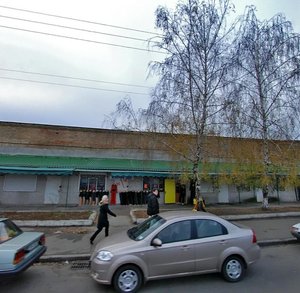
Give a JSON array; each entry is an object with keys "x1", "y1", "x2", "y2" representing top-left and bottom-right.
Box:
[
  {"x1": 277, "y1": 187, "x2": 298, "y2": 202},
  {"x1": 0, "y1": 175, "x2": 46, "y2": 205},
  {"x1": 0, "y1": 174, "x2": 81, "y2": 206}
]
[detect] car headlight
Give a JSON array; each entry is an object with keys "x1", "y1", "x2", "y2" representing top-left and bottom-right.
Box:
[{"x1": 96, "y1": 250, "x2": 113, "y2": 261}]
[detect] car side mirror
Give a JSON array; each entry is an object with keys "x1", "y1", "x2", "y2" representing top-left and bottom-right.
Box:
[{"x1": 151, "y1": 238, "x2": 162, "y2": 247}]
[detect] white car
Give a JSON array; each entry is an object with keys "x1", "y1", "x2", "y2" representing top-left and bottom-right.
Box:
[
  {"x1": 290, "y1": 223, "x2": 300, "y2": 240},
  {"x1": 0, "y1": 218, "x2": 46, "y2": 276}
]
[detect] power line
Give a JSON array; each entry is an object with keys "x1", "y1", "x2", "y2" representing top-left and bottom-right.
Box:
[
  {"x1": 0, "y1": 24, "x2": 164, "y2": 54},
  {"x1": 0, "y1": 5, "x2": 161, "y2": 94},
  {"x1": 0, "y1": 67, "x2": 152, "y2": 89},
  {"x1": 0, "y1": 14, "x2": 158, "y2": 44},
  {"x1": 0, "y1": 76, "x2": 150, "y2": 95},
  {"x1": 0, "y1": 24, "x2": 163, "y2": 53},
  {"x1": 0, "y1": 5, "x2": 162, "y2": 36}
]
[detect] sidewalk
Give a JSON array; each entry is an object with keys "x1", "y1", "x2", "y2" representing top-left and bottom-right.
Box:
[{"x1": 4, "y1": 204, "x2": 300, "y2": 262}]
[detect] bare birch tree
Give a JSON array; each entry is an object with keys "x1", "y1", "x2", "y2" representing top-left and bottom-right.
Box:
[
  {"x1": 228, "y1": 6, "x2": 300, "y2": 208},
  {"x1": 141, "y1": 0, "x2": 238, "y2": 197}
]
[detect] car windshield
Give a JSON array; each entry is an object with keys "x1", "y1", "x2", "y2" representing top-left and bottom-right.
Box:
[
  {"x1": 127, "y1": 215, "x2": 166, "y2": 241},
  {"x1": 0, "y1": 219, "x2": 23, "y2": 244}
]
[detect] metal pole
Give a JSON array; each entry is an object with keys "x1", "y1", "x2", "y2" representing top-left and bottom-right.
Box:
[{"x1": 65, "y1": 175, "x2": 70, "y2": 207}]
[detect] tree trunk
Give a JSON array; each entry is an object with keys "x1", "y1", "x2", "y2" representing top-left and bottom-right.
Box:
[{"x1": 262, "y1": 186, "x2": 269, "y2": 209}]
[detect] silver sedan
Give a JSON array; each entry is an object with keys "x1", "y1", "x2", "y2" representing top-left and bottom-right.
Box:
[{"x1": 90, "y1": 211, "x2": 260, "y2": 293}]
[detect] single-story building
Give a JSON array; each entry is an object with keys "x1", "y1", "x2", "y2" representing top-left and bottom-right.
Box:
[{"x1": 0, "y1": 122, "x2": 299, "y2": 206}]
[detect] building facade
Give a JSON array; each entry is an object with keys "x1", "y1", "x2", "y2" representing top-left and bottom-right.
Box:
[{"x1": 0, "y1": 122, "x2": 299, "y2": 206}]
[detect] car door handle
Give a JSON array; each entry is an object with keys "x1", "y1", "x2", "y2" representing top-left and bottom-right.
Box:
[
  {"x1": 219, "y1": 240, "x2": 227, "y2": 244},
  {"x1": 181, "y1": 245, "x2": 190, "y2": 250}
]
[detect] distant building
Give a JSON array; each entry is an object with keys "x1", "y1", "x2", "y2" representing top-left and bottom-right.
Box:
[{"x1": 0, "y1": 121, "x2": 299, "y2": 206}]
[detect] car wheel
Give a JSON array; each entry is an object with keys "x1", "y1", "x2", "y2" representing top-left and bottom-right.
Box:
[
  {"x1": 113, "y1": 265, "x2": 142, "y2": 293},
  {"x1": 222, "y1": 256, "x2": 245, "y2": 282}
]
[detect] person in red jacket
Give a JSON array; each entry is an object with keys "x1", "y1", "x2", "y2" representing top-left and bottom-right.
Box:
[{"x1": 90, "y1": 195, "x2": 117, "y2": 244}]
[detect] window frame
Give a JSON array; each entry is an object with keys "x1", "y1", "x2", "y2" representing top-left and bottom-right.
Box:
[
  {"x1": 156, "y1": 220, "x2": 192, "y2": 244},
  {"x1": 194, "y1": 219, "x2": 228, "y2": 239},
  {"x1": 3, "y1": 175, "x2": 37, "y2": 192}
]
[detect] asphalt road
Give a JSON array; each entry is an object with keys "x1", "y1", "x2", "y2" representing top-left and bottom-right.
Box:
[{"x1": 1, "y1": 244, "x2": 299, "y2": 293}]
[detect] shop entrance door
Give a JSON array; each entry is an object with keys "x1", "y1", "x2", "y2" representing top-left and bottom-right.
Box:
[
  {"x1": 44, "y1": 176, "x2": 61, "y2": 204},
  {"x1": 164, "y1": 179, "x2": 176, "y2": 203}
]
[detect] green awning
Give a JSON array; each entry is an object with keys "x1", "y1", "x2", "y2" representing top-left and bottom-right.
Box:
[
  {"x1": 111, "y1": 172, "x2": 179, "y2": 178},
  {"x1": 2, "y1": 154, "x2": 294, "y2": 176},
  {"x1": 0, "y1": 154, "x2": 184, "y2": 174},
  {"x1": 0, "y1": 166, "x2": 74, "y2": 175},
  {"x1": 0, "y1": 154, "x2": 252, "y2": 176}
]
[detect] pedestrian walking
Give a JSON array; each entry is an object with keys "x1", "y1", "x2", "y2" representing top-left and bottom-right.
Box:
[
  {"x1": 90, "y1": 195, "x2": 117, "y2": 244},
  {"x1": 147, "y1": 188, "x2": 160, "y2": 216}
]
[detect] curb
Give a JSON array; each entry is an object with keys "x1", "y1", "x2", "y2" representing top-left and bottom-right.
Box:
[
  {"x1": 15, "y1": 211, "x2": 97, "y2": 227},
  {"x1": 15, "y1": 219, "x2": 94, "y2": 227},
  {"x1": 130, "y1": 209, "x2": 300, "y2": 224},
  {"x1": 257, "y1": 238, "x2": 299, "y2": 247},
  {"x1": 39, "y1": 238, "x2": 299, "y2": 263},
  {"x1": 40, "y1": 253, "x2": 91, "y2": 262}
]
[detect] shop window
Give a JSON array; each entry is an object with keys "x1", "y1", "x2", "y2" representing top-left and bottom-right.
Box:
[
  {"x1": 143, "y1": 177, "x2": 164, "y2": 191},
  {"x1": 4, "y1": 175, "x2": 37, "y2": 192},
  {"x1": 80, "y1": 175, "x2": 105, "y2": 191}
]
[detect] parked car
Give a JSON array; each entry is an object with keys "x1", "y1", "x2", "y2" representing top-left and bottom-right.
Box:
[
  {"x1": 90, "y1": 211, "x2": 260, "y2": 293},
  {"x1": 0, "y1": 218, "x2": 46, "y2": 276},
  {"x1": 290, "y1": 223, "x2": 300, "y2": 240}
]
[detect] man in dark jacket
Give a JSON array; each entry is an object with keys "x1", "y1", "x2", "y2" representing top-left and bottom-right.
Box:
[
  {"x1": 147, "y1": 188, "x2": 159, "y2": 216},
  {"x1": 90, "y1": 195, "x2": 116, "y2": 244}
]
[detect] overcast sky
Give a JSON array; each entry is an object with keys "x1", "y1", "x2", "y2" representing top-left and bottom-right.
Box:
[{"x1": 0, "y1": 0, "x2": 299, "y2": 129}]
